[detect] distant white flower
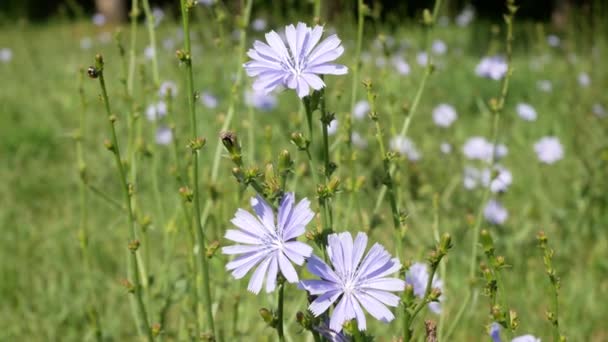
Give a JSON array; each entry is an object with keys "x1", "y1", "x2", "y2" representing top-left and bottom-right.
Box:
[
  {"x1": 592, "y1": 103, "x2": 606, "y2": 118},
  {"x1": 463, "y1": 166, "x2": 490, "y2": 190},
  {"x1": 146, "y1": 101, "x2": 168, "y2": 121},
  {"x1": 351, "y1": 132, "x2": 368, "y2": 149},
  {"x1": 476, "y1": 56, "x2": 507, "y2": 80},
  {"x1": 92, "y1": 13, "x2": 106, "y2": 26},
  {"x1": 155, "y1": 126, "x2": 173, "y2": 145},
  {"x1": 353, "y1": 100, "x2": 370, "y2": 120},
  {"x1": 432, "y1": 104, "x2": 457, "y2": 127},
  {"x1": 490, "y1": 166, "x2": 512, "y2": 193},
  {"x1": 578, "y1": 72, "x2": 590, "y2": 87},
  {"x1": 440, "y1": 142, "x2": 452, "y2": 154},
  {"x1": 80, "y1": 37, "x2": 93, "y2": 50},
  {"x1": 198, "y1": 0, "x2": 215, "y2": 6},
  {"x1": 144, "y1": 45, "x2": 155, "y2": 60},
  {"x1": 484, "y1": 199, "x2": 508, "y2": 225},
  {"x1": 405, "y1": 263, "x2": 443, "y2": 314},
  {"x1": 245, "y1": 89, "x2": 277, "y2": 111},
  {"x1": 456, "y1": 5, "x2": 475, "y2": 27},
  {"x1": 390, "y1": 135, "x2": 421, "y2": 161},
  {"x1": 417, "y1": 52, "x2": 428, "y2": 66},
  {"x1": 534, "y1": 136, "x2": 563, "y2": 164},
  {"x1": 375, "y1": 56, "x2": 386, "y2": 68},
  {"x1": 512, "y1": 335, "x2": 541, "y2": 342},
  {"x1": 0, "y1": 48, "x2": 12, "y2": 63},
  {"x1": 392, "y1": 56, "x2": 411, "y2": 75},
  {"x1": 201, "y1": 91, "x2": 219, "y2": 109},
  {"x1": 152, "y1": 7, "x2": 165, "y2": 26},
  {"x1": 463, "y1": 137, "x2": 507, "y2": 162},
  {"x1": 537, "y1": 80, "x2": 552, "y2": 92},
  {"x1": 327, "y1": 119, "x2": 338, "y2": 136},
  {"x1": 252, "y1": 18, "x2": 267, "y2": 32},
  {"x1": 159, "y1": 81, "x2": 178, "y2": 98},
  {"x1": 516, "y1": 103, "x2": 537, "y2": 121},
  {"x1": 432, "y1": 39, "x2": 447, "y2": 55},
  {"x1": 547, "y1": 34, "x2": 560, "y2": 47}
]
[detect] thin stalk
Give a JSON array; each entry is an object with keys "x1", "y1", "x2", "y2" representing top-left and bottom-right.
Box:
[
  {"x1": 76, "y1": 69, "x2": 103, "y2": 342},
  {"x1": 141, "y1": 0, "x2": 160, "y2": 87},
  {"x1": 86, "y1": 183, "x2": 125, "y2": 211},
  {"x1": 313, "y1": 0, "x2": 322, "y2": 23},
  {"x1": 345, "y1": 0, "x2": 365, "y2": 228},
  {"x1": 179, "y1": 0, "x2": 215, "y2": 337},
  {"x1": 95, "y1": 58, "x2": 153, "y2": 341},
  {"x1": 209, "y1": 0, "x2": 253, "y2": 183},
  {"x1": 373, "y1": 0, "x2": 442, "y2": 215},
  {"x1": 277, "y1": 282, "x2": 285, "y2": 342},
  {"x1": 127, "y1": 0, "x2": 139, "y2": 95},
  {"x1": 366, "y1": 83, "x2": 402, "y2": 257}
]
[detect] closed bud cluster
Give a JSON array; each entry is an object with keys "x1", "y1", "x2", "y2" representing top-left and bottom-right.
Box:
[
  {"x1": 402, "y1": 284, "x2": 416, "y2": 306},
  {"x1": 175, "y1": 49, "x2": 190, "y2": 63},
  {"x1": 290, "y1": 132, "x2": 310, "y2": 151},
  {"x1": 128, "y1": 239, "x2": 140, "y2": 252},
  {"x1": 429, "y1": 287, "x2": 442, "y2": 302},
  {"x1": 94, "y1": 54, "x2": 104, "y2": 71},
  {"x1": 320, "y1": 111, "x2": 335, "y2": 125},
  {"x1": 277, "y1": 150, "x2": 293, "y2": 177},
  {"x1": 206, "y1": 240, "x2": 220, "y2": 259},
  {"x1": 179, "y1": 186, "x2": 193, "y2": 202},
  {"x1": 295, "y1": 311, "x2": 315, "y2": 331},
  {"x1": 480, "y1": 229, "x2": 495, "y2": 255},
  {"x1": 259, "y1": 308, "x2": 276, "y2": 327},
  {"x1": 151, "y1": 323, "x2": 161, "y2": 337},
  {"x1": 121, "y1": 279, "x2": 135, "y2": 293},
  {"x1": 422, "y1": 9, "x2": 433, "y2": 26},
  {"x1": 188, "y1": 137, "x2": 207, "y2": 152},
  {"x1": 103, "y1": 138, "x2": 115, "y2": 152},
  {"x1": 139, "y1": 215, "x2": 152, "y2": 232},
  {"x1": 232, "y1": 167, "x2": 244, "y2": 183},
  {"x1": 220, "y1": 131, "x2": 242, "y2": 166}
]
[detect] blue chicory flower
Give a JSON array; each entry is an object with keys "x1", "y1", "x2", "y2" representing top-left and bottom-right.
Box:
[
  {"x1": 222, "y1": 193, "x2": 314, "y2": 294},
  {"x1": 299, "y1": 232, "x2": 405, "y2": 332},
  {"x1": 243, "y1": 22, "x2": 348, "y2": 98}
]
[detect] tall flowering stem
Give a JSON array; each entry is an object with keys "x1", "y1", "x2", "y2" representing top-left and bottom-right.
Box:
[
  {"x1": 345, "y1": 0, "x2": 366, "y2": 227},
  {"x1": 141, "y1": 0, "x2": 160, "y2": 87},
  {"x1": 178, "y1": 0, "x2": 215, "y2": 337},
  {"x1": 402, "y1": 234, "x2": 451, "y2": 341},
  {"x1": 89, "y1": 55, "x2": 153, "y2": 341},
  {"x1": 364, "y1": 80, "x2": 402, "y2": 257},
  {"x1": 75, "y1": 68, "x2": 103, "y2": 342},
  {"x1": 468, "y1": 0, "x2": 517, "y2": 282},
  {"x1": 538, "y1": 231, "x2": 566, "y2": 342},
  {"x1": 372, "y1": 0, "x2": 443, "y2": 216},
  {"x1": 127, "y1": 0, "x2": 139, "y2": 95}
]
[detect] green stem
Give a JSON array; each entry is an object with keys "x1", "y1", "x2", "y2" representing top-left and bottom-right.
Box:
[
  {"x1": 127, "y1": 0, "x2": 139, "y2": 95},
  {"x1": 372, "y1": 0, "x2": 442, "y2": 216},
  {"x1": 141, "y1": 0, "x2": 160, "y2": 87},
  {"x1": 277, "y1": 282, "x2": 285, "y2": 342},
  {"x1": 179, "y1": 0, "x2": 215, "y2": 337},
  {"x1": 97, "y1": 62, "x2": 153, "y2": 342},
  {"x1": 313, "y1": 0, "x2": 322, "y2": 23}
]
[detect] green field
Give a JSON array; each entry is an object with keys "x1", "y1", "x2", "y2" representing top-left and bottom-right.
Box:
[{"x1": 1, "y1": 3, "x2": 607, "y2": 341}]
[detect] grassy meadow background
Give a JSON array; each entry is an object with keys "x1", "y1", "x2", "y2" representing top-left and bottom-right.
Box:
[{"x1": 1, "y1": 2, "x2": 608, "y2": 341}]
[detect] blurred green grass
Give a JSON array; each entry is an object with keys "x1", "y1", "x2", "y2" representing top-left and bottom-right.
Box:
[{"x1": 1, "y1": 13, "x2": 608, "y2": 341}]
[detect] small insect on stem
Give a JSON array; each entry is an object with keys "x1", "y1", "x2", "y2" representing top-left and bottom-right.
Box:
[{"x1": 87, "y1": 66, "x2": 99, "y2": 79}]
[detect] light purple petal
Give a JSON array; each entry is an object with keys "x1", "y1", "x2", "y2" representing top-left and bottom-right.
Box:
[
  {"x1": 225, "y1": 229, "x2": 262, "y2": 245},
  {"x1": 306, "y1": 63, "x2": 348, "y2": 75},
  {"x1": 282, "y1": 198, "x2": 314, "y2": 241},
  {"x1": 298, "y1": 279, "x2": 340, "y2": 295},
  {"x1": 351, "y1": 232, "x2": 368, "y2": 271},
  {"x1": 351, "y1": 296, "x2": 367, "y2": 331},
  {"x1": 248, "y1": 256, "x2": 272, "y2": 294},
  {"x1": 251, "y1": 195, "x2": 275, "y2": 231},
  {"x1": 361, "y1": 278, "x2": 405, "y2": 292},
  {"x1": 309, "y1": 289, "x2": 342, "y2": 316},
  {"x1": 226, "y1": 249, "x2": 268, "y2": 271},
  {"x1": 231, "y1": 209, "x2": 267, "y2": 237},
  {"x1": 308, "y1": 34, "x2": 342, "y2": 63},
  {"x1": 277, "y1": 192, "x2": 295, "y2": 232},
  {"x1": 301, "y1": 73, "x2": 326, "y2": 90},
  {"x1": 278, "y1": 251, "x2": 299, "y2": 283},
  {"x1": 265, "y1": 254, "x2": 279, "y2": 293},
  {"x1": 306, "y1": 255, "x2": 340, "y2": 284},
  {"x1": 354, "y1": 292, "x2": 395, "y2": 323},
  {"x1": 222, "y1": 244, "x2": 262, "y2": 255},
  {"x1": 284, "y1": 241, "x2": 313, "y2": 264},
  {"x1": 296, "y1": 77, "x2": 310, "y2": 98},
  {"x1": 363, "y1": 289, "x2": 401, "y2": 307},
  {"x1": 329, "y1": 295, "x2": 352, "y2": 332}
]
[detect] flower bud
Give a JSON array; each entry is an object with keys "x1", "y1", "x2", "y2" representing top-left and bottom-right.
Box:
[
  {"x1": 128, "y1": 240, "x2": 140, "y2": 252},
  {"x1": 290, "y1": 132, "x2": 310, "y2": 150},
  {"x1": 278, "y1": 149, "x2": 293, "y2": 175},
  {"x1": 179, "y1": 186, "x2": 193, "y2": 202},
  {"x1": 259, "y1": 308, "x2": 273, "y2": 325},
  {"x1": 121, "y1": 279, "x2": 135, "y2": 293},
  {"x1": 151, "y1": 323, "x2": 162, "y2": 337},
  {"x1": 94, "y1": 53, "x2": 104, "y2": 70},
  {"x1": 206, "y1": 240, "x2": 220, "y2": 259}
]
